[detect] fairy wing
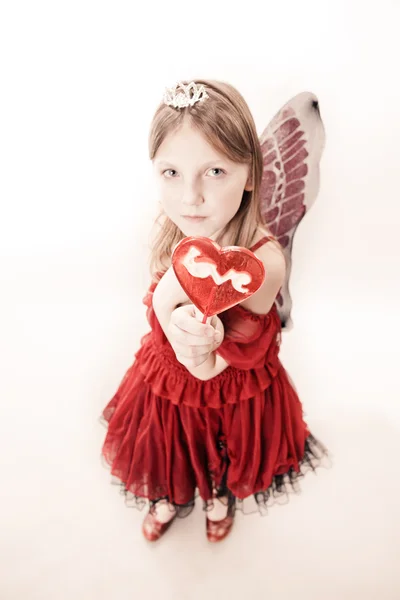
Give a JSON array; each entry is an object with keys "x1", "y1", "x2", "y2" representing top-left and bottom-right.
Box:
[{"x1": 259, "y1": 91, "x2": 326, "y2": 331}]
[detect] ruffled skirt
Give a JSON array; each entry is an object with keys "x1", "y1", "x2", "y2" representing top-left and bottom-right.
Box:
[{"x1": 99, "y1": 360, "x2": 331, "y2": 517}]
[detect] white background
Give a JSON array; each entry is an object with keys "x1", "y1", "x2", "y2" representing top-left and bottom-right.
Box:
[{"x1": 1, "y1": 1, "x2": 399, "y2": 599}]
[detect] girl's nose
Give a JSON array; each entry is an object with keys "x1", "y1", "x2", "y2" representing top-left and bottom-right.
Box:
[{"x1": 181, "y1": 183, "x2": 204, "y2": 206}]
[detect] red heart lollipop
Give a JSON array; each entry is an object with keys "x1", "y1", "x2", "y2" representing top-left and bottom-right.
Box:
[{"x1": 172, "y1": 236, "x2": 266, "y2": 323}]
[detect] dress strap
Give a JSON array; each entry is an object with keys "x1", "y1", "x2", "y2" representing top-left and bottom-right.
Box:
[{"x1": 249, "y1": 235, "x2": 277, "y2": 253}]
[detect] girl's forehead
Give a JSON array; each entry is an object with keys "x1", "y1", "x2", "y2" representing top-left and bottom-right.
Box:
[
  {"x1": 162, "y1": 124, "x2": 213, "y2": 148},
  {"x1": 155, "y1": 132, "x2": 230, "y2": 166},
  {"x1": 154, "y1": 122, "x2": 248, "y2": 169}
]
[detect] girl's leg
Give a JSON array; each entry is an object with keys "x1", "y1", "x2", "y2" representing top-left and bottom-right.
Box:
[
  {"x1": 152, "y1": 499, "x2": 177, "y2": 523},
  {"x1": 206, "y1": 495, "x2": 230, "y2": 521}
]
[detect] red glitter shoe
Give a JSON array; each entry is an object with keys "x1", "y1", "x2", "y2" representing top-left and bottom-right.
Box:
[
  {"x1": 142, "y1": 510, "x2": 176, "y2": 542},
  {"x1": 206, "y1": 507, "x2": 235, "y2": 543}
]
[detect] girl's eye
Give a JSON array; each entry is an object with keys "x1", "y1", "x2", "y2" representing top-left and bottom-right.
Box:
[
  {"x1": 163, "y1": 169, "x2": 178, "y2": 178},
  {"x1": 208, "y1": 168, "x2": 225, "y2": 177}
]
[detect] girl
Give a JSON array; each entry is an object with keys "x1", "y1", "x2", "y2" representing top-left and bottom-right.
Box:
[{"x1": 100, "y1": 79, "x2": 328, "y2": 543}]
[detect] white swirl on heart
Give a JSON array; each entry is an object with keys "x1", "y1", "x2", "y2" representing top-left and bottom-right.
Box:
[{"x1": 181, "y1": 246, "x2": 252, "y2": 293}]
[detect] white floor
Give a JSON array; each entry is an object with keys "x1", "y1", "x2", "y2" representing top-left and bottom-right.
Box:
[{"x1": 2, "y1": 404, "x2": 399, "y2": 599}]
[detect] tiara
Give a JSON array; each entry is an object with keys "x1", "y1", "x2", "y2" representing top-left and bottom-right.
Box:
[{"x1": 163, "y1": 81, "x2": 209, "y2": 109}]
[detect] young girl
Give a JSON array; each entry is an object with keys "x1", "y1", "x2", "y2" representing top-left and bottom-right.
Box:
[{"x1": 100, "y1": 79, "x2": 329, "y2": 543}]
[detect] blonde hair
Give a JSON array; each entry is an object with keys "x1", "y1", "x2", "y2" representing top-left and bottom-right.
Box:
[{"x1": 148, "y1": 79, "x2": 270, "y2": 282}]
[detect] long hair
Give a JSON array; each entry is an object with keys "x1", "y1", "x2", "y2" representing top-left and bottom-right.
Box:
[{"x1": 148, "y1": 79, "x2": 270, "y2": 282}]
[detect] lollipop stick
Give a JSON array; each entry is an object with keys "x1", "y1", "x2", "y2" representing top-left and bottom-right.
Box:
[
  {"x1": 202, "y1": 286, "x2": 217, "y2": 324},
  {"x1": 193, "y1": 286, "x2": 217, "y2": 324}
]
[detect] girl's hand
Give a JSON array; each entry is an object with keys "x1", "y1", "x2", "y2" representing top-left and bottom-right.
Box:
[{"x1": 168, "y1": 304, "x2": 224, "y2": 369}]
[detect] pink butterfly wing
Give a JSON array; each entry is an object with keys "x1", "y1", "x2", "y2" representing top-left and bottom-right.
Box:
[{"x1": 259, "y1": 91, "x2": 326, "y2": 330}]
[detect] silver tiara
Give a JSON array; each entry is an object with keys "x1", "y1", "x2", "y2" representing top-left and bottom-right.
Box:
[{"x1": 163, "y1": 81, "x2": 209, "y2": 109}]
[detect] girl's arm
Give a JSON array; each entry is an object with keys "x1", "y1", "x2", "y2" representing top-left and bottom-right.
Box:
[
  {"x1": 152, "y1": 265, "x2": 189, "y2": 316},
  {"x1": 186, "y1": 347, "x2": 229, "y2": 381}
]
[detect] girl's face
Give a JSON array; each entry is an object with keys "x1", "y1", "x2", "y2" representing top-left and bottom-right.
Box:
[{"x1": 153, "y1": 120, "x2": 252, "y2": 240}]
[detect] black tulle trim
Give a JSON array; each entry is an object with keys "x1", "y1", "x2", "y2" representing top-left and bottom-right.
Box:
[{"x1": 100, "y1": 428, "x2": 331, "y2": 518}]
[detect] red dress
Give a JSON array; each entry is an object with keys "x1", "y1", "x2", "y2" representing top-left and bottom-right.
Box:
[{"x1": 100, "y1": 236, "x2": 329, "y2": 516}]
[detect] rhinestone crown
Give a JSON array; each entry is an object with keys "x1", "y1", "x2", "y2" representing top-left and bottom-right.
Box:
[{"x1": 163, "y1": 81, "x2": 209, "y2": 109}]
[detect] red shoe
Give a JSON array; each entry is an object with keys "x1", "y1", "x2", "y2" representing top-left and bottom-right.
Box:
[
  {"x1": 142, "y1": 510, "x2": 176, "y2": 542},
  {"x1": 206, "y1": 513, "x2": 234, "y2": 543}
]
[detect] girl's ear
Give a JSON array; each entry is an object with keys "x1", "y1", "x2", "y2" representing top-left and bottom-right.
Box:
[
  {"x1": 244, "y1": 165, "x2": 253, "y2": 191},
  {"x1": 244, "y1": 177, "x2": 253, "y2": 191}
]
